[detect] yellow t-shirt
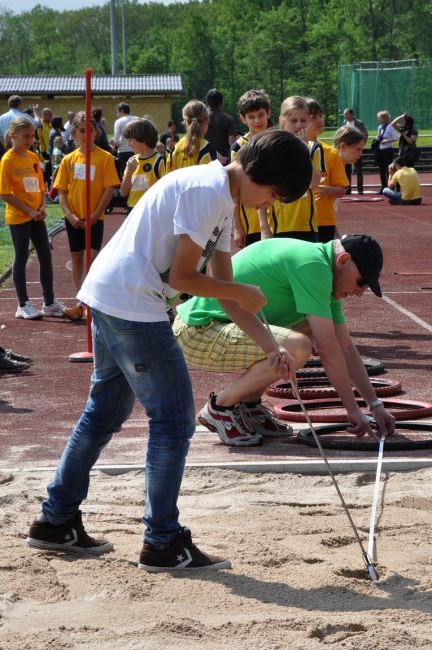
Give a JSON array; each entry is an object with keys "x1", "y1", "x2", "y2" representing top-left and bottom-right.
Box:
[
  {"x1": 123, "y1": 152, "x2": 165, "y2": 208},
  {"x1": 268, "y1": 141, "x2": 326, "y2": 234},
  {"x1": 37, "y1": 120, "x2": 51, "y2": 155},
  {"x1": 0, "y1": 149, "x2": 45, "y2": 225},
  {"x1": 54, "y1": 147, "x2": 119, "y2": 220},
  {"x1": 392, "y1": 167, "x2": 422, "y2": 201},
  {"x1": 230, "y1": 136, "x2": 262, "y2": 236},
  {"x1": 167, "y1": 138, "x2": 217, "y2": 172},
  {"x1": 315, "y1": 140, "x2": 349, "y2": 227}
]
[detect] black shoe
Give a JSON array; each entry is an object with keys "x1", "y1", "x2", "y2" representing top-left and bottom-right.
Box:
[
  {"x1": 138, "y1": 527, "x2": 231, "y2": 573},
  {"x1": 4, "y1": 349, "x2": 33, "y2": 363},
  {"x1": 26, "y1": 510, "x2": 113, "y2": 556},
  {"x1": 376, "y1": 189, "x2": 384, "y2": 194},
  {"x1": 0, "y1": 352, "x2": 30, "y2": 373}
]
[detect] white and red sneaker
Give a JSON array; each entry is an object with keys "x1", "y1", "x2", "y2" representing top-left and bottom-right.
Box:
[
  {"x1": 243, "y1": 399, "x2": 293, "y2": 437},
  {"x1": 197, "y1": 394, "x2": 263, "y2": 446}
]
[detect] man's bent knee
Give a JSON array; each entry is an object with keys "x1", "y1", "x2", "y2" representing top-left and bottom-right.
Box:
[{"x1": 283, "y1": 332, "x2": 311, "y2": 368}]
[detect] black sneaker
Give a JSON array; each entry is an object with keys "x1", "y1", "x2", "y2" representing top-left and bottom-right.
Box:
[
  {"x1": 0, "y1": 351, "x2": 30, "y2": 373},
  {"x1": 4, "y1": 349, "x2": 33, "y2": 363},
  {"x1": 138, "y1": 527, "x2": 231, "y2": 573},
  {"x1": 26, "y1": 510, "x2": 113, "y2": 556}
]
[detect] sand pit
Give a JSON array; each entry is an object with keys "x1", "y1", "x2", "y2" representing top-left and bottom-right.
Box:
[{"x1": 1, "y1": 466, "x2": 432, "y2": 649}]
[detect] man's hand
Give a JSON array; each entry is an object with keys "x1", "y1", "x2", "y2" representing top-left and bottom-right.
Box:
[
  {"x1": 267, "y1": 347, "x2": 296, "y2": 382},
  {"x1": 345, "y1": 405, "x2": 395, "y2": 442},
  {"x1": 369, "y1": 405, "x2": 395, "y2": 438}
]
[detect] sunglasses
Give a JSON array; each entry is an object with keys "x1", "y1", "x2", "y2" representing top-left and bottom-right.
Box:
[{"x1": 357, "y1": 277, "x2": 369, "y2": 289}]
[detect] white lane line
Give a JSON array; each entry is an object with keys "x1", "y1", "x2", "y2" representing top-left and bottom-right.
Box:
[{"x1": 382, "y1": 295, "x2": 432, "y2": 333}]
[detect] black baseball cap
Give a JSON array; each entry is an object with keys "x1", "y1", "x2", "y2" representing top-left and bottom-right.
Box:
[{"x1": 340, "y1": 234, "x2": 383, "y2": 297}]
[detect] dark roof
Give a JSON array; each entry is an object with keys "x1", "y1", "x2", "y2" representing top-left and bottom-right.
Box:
[{"x1": 0, "y1": 75, "x2": 182, "y2": 96}]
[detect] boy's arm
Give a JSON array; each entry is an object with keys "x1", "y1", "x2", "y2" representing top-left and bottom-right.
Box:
[
  {"x1": 310, "y1": 165, "x2": 321, "y2": 189},
  {"x1": 334, "y1": 322, "x2": 396, "y2": 437},
  {"x1": 388, "y1": 167, "x2": 397, "y2": 189},
  {"x1": 315, "y1": 185, "x2": 347, "y2": 200},
  {"x1": 232, "y1": 202, "x2": 246, "y2": 249},
  {"x1": 169, "y1": 235, "x2": 264, "y2": 308},
  {"x1": 120, "y1": 156, "x2": 138, "y2": 197},
  {"x1": 258, "y1": 207, "x2": 273, "y2": 239}
]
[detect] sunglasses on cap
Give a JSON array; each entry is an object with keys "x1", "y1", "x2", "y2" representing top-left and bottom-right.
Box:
[{"x1": 357, "y1": 277, "x2": 369, "y2": 289}]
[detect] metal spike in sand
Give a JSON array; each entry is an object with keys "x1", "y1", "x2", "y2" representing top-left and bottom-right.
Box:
[
  {"x1": 259, "y1": 309, "x2": 379, "y2": 584},
  {"x1": 367, "y1": 434, "x2": 385, "y2": 574}
]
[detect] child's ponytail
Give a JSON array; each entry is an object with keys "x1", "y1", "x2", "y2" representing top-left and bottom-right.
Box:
[{"x1": 182, "y1": 100, "x2": 209, "y2": 158}]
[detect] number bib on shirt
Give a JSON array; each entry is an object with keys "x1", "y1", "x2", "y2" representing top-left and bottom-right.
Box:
[
  {"x1": 73, "y1": 164, "x2": 96, "y2": 181},
  {"x1": 23, "y1": 177, "x2": 40, "y2": 192},
  {"x1": 131, "y1": 174, "x2": 150, "y2": 191}
]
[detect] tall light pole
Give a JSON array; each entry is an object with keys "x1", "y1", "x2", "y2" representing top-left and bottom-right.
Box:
[
  {"x1": 122, "y1": 0, "x2": 127, "y2": 74},
  {"x1": 110, "y1": 0, "x2": 117, "y2": 75}
]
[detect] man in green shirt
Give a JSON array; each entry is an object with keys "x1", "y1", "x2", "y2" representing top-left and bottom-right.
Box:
[{"x1": 173, "y1": 234, "x2": 395, "y2": 447}]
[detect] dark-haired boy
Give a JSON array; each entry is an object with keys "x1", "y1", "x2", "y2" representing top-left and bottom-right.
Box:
[
  {"x1": 384, "y1": 156, "x2": 422, "y2": 205},
  {"x1": 26, "y1": 130, "x2": 313, "y2": 572},
  {"x1": 120, "y1": 117, "x2": 166, "y2": 215},
  {"x1": 231, "y1": 89, "x2": 272, "y2": 248}
]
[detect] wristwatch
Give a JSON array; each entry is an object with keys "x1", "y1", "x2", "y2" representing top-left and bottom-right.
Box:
[{"x1": 368, "y1": 399, "x2": 383, "y2": 411}]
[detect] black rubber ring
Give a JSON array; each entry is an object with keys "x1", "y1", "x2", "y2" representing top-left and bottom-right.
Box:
[{"x1": 297, "y1": 422, "x2": 432, "y2": 451}]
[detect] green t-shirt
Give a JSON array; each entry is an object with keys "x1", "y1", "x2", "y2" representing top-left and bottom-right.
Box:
[{"x1": 176, "y1": 239, "x2": 345, "y2": 327}]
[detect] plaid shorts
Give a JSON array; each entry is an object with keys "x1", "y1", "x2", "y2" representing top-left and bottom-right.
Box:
[{"x1": 173, "y1": 315, "x2": 292, "y2": 371}]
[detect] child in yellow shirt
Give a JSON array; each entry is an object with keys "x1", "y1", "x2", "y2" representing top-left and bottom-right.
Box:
[
  {"x1": 0, "y1": 116, "x2": 65, "y2": 319},
  {"x1": 120, "y1": 117, "x2": 166, "y2": 215},
  {"x1": 167, "y1": 100, "x2": 217, "y2": 172},
  {"x1": 306, "y1": 98, "x2": 349, "y2": 242},
  {"x1": 54, "y1": 111, "x2": 119, "y2": 320},
  {"x1": 230, "y1": 89, "x2": 271, "y2": 248},
  {"x1": 266, "y1": 96, "x2": 322, "y2": 242}
]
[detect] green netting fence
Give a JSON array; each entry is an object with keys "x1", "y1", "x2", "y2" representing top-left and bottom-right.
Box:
[{"x1": 338, "y1": 59, "x2": 432, "y2": 131}]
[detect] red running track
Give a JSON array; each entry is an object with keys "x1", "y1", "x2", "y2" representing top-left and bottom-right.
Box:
[{"x1": 1, "y1": 179, "x2": 432, "y2": 468}]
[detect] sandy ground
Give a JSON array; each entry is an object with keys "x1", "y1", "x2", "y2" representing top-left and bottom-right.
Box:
[{"x1": 0, "y1": 467, "x2": 432, "y2": 649}]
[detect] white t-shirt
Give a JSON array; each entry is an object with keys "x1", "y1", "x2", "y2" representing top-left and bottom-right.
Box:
[
  {"x1": 113, "y1": 114, "x2": 137, "y2": 153},
  {"x1": 378, "y1": 124, "x2": 398, "y2": 149},
  {"x1": 78, "y1": 161, "x2": 233, "y2": 322}
]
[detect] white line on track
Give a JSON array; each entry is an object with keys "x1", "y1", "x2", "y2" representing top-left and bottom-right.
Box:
[
  {"x1": 351, "y1": 202, "x2": 432, "y2": 227},
  {"x1": 382, "y1": 295, "x2": 432, "y2": 333}
]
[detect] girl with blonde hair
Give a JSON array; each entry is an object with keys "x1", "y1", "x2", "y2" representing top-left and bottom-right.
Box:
[
  {"x1": 0, "y1": 116, "x2": 65, "y2": 319},
  {"x1": 262, "y1": 96, "x2": 322, "y2": 242},
  {"x1": 167, "y1": 100, "x2": 217, "y2": 171},
  {"x1": 333, "y1": 126, "x2": 367, "y2": 166}
]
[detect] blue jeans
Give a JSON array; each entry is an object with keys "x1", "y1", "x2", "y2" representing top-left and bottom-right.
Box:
[
  {"x1": 42, "y1": 308, "x2": 196, "y2": 546},
  {"x1": 383, "y1": 188, "x2": 422, "y2": 205}
]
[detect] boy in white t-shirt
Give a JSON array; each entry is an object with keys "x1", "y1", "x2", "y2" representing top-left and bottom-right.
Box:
[{"x1": 25, "y1": 130, "x2": 312, "y2": 572}]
